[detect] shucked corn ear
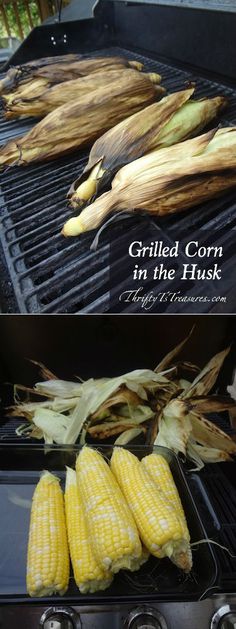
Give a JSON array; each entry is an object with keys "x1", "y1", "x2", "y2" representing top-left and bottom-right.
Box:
[
  {"x1": 141, "y1": 453, "x2": 191, "y2": 545},
  {"x1": 65, "y1": 467, "x2": 113, "y2": 593},
  {"x1": 0, "y1": 55, "x2": 144, "y2": 95},
  {"x1": 3, "y1": 69, "x2": 164, "y2": 120},
  {"x1": 68, "y1": 88, "x2": 226, "y2": 208},
  {"x1": 63, "y1": 126, "x2": 236, "y2": 235},
  {"x1": 26, "y1": 471, "x2": 69, "y2": 597},
  {"x1": 0, "y1": 70, "x2": 158, "y2": 169},
  {"x1": 110, "y1": 448, "x2": 192, "y2": 572},
  {"x1": 76, "y1": 447, "x2": 143, "y2": 573}
]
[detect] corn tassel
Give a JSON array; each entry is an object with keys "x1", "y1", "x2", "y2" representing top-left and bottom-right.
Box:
[
  {"x1": 62, "y1": 126, "x2": 236, "y2": 236},
  {"x1": 65, "y1": 467, "x2": 113, "y2": 593},
  {"x1": 76, "y1": 447, "x2": 142, "y2": 573},
  {"x1": 68, "y1": 89, "x2": 226, "y2": 209},
  {"x1": 26, "y1": 471, "x2": 69, "y2": 597},
  {"x1": 0, "y1": 70, "x2": 158, "y2": 169},
  {"x1": 111, "y1": 448, "x2": 192, "y2": 572}
]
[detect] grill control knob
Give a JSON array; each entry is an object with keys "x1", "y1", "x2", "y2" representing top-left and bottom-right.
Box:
[
  {"x1": 220, "y1": 614, "x2": 236, "y2": 629},
  {"x1": 40, "y1": 607, "x2": 81, "y2": 629},
  {"x1": 211, "y1": 607, "x2": 236, "y2": 629},
  {"x1": 124, "y1": 606, "x2": 168, "y2": 629}
]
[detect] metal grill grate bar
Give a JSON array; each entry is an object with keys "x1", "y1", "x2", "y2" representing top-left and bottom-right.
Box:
[{"x1": 1, "y1": 47, "x2": 236, "y2": 312}]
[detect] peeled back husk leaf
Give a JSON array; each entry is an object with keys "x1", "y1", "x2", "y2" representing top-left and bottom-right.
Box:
[
  {"x1": 87, "y1": 420, "x2": 147, "y2": 439},
  {"x1": 0, "y1": 55, "x2": 143, "y2": 95},
  {"x1": 114, "y1": 428, "x2": 144, "y2": 445},
  {"x1": 3, "y1": 69, "x2": 163, "y2": 120},
  {"x1": 0, "y1": 70, "x2": 158, "y2": 169},
  {"x1": 155, "y1": 326, "x2": 195, "y2": 373},
  {"x1": 154, "y1": 399, "x2": 193, "y2": 455},
  {"x1": 190, "y1": 412, "x2": 236, "y2": 454},
  {"x1": 62, "y1": 126, "x2": 236, "y2": 236},
  {"x1": 68, "y1": 89, "x2": 226, "y2": 209},
  {"x1": 181, "y1": 346, "x2": 231, "y2": 398},
  {"x1": 187, "y1": 442, "x2": 233, "y2": 464}
]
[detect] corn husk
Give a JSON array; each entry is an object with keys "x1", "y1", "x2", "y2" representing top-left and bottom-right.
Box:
[
  {"x1": 0, "y1": 55, "x2": 143, "y2": 96},
  {"x1": 0, "y1": 70, "x2": 158, "y2": 169},
  {"x1": 154, "y1": 347, "x2": 236, "y2": 465},
  {"x1": 3, "y1": 69, "x2": 164, "y2": 120},
  {"x1": 68, "y1": 90, "x2": 226, "y2": 208},
  {"x1": 9, "y1": 369, "x2": 170, "y2": 445},
  {"x1": 63, "y1": 126, "x2": 236, "y2": 236}
]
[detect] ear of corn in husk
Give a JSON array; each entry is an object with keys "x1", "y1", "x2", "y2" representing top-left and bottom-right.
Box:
[
  {"x1": 0, "y1": 70, "x2": 158, "y2": 169},
  {"x1": 68, "y1": 89, "x2": 226, "y2": 209},
  {"x1": 110, "y1": 448, "x2": 192, "y2": 572},
  {"x1": 3, "y1": 70, "x2": 164, "y2": 120},
  {"x1": 62, "y1": 126, "x2": 236, "y2": 236},
  {"x1": 0, "y1": 55, "x2": 144, "y2": 96}
]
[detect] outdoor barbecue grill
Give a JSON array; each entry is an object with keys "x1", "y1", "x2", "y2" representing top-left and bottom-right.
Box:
[
  {"x1": 0, "y1": 314, "x2": 236, "y2": 627},
  {"x1": 0, "y1": 1, "x2": 236, "y2": 313}
]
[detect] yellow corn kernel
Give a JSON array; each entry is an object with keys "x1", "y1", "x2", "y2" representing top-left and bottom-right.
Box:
[
  {"x1": 76, "y1": 447, "x2": 142, "y2": 573},
  {"x1": 141, "y1": 453, "x2": 190, "y2": 541},
  {"x1": 26, "y1": 471, "x2": 69, "y2": 597},
  {"x1": 65, "y1": 467, "x2": 113, "y2": 593},
  {"x1": 110, "y1": 448, "x2": 192, "y2": 572}
]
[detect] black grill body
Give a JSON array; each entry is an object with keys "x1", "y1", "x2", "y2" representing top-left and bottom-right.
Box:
[{"x1": 0, "y1": 2, "x2": 236, "y2": 313}]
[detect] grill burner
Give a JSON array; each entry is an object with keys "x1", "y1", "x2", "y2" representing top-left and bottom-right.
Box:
[{"x1": 0, "y1": 46, "x2": 236, "y2": 313}]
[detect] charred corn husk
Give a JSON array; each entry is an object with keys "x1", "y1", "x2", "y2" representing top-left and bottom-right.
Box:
[
  {"x1": 111, "y1": 448, "x2": 192, "y2": 572},
  {"x1": 0, "y1": 70, "x2": 158, "y2": 169},
  {"x1": 26, "y1": 471, "x2": 69, "y2": 597},
  {"x1": 65, "y1": 467, "x2": 113, "y2": 593},
  {"x1": 0, "y1": 55, "x2": 144, "y2": 96},
  {"x1": 3, "y1": 70, "x2": 164, "y2": 120},
  {"x1": 76, "y1": 447, "x2": 142, "y2": 573},
  {"x1": 68, "y1": 89, "x2": 226, "y2": 208},
  {"x1": 63, "y1": 126, "x2": 236, "y2": 236},
  {"x1": 3, "y1": 78, "x2": 50, "y2": 105}
]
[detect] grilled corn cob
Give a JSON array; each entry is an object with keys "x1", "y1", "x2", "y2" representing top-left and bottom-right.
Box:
[
  {"x1": 110, "y1": 448, "x2": 192, "y2": 572},
  {"x1": 65, "y1": 467, "x2": 113, "y2": 593},
  {"x1": 76, "y1": 447, "x2": 142, "y2": 573},
  {"x1": 3, "y1": 70, "x2": 164, "y2": 120},
  {"x1": 63, "y1": 126, "x2": 236, "y2": 235},
  {"x1": 68, "y1": 89, "x2": 226, "y2": 208},
  {"x1": 141, "y1": 453, "x2": 190, "y2": 544},
  {"x1": 26, "y1": 471, "x2": 69, "y2": 597},
  {"x1": 0, "y1": 70, "x2": 158, "y2": 169},
  {"x1": 0, "y1": 55, "x2": 144, "y2": 96}
]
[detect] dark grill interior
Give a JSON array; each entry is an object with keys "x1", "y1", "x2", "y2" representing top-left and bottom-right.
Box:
[{"x1": 1, "y1": 46, "x2": 236, "y2": 313}]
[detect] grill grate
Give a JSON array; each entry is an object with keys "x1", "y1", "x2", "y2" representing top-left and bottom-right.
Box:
[{"x1": 1, "y1": 46, "x2": 236, "y2": 313}]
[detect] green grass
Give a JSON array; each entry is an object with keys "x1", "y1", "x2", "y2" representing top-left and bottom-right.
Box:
[{"x1": 0, "y1": 1, "x2": 43, "y2": 40}]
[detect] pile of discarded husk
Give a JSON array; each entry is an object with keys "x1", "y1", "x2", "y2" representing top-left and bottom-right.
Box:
[{"x1": 7, "y1": 329, "x2": 236, "y2": 468}]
